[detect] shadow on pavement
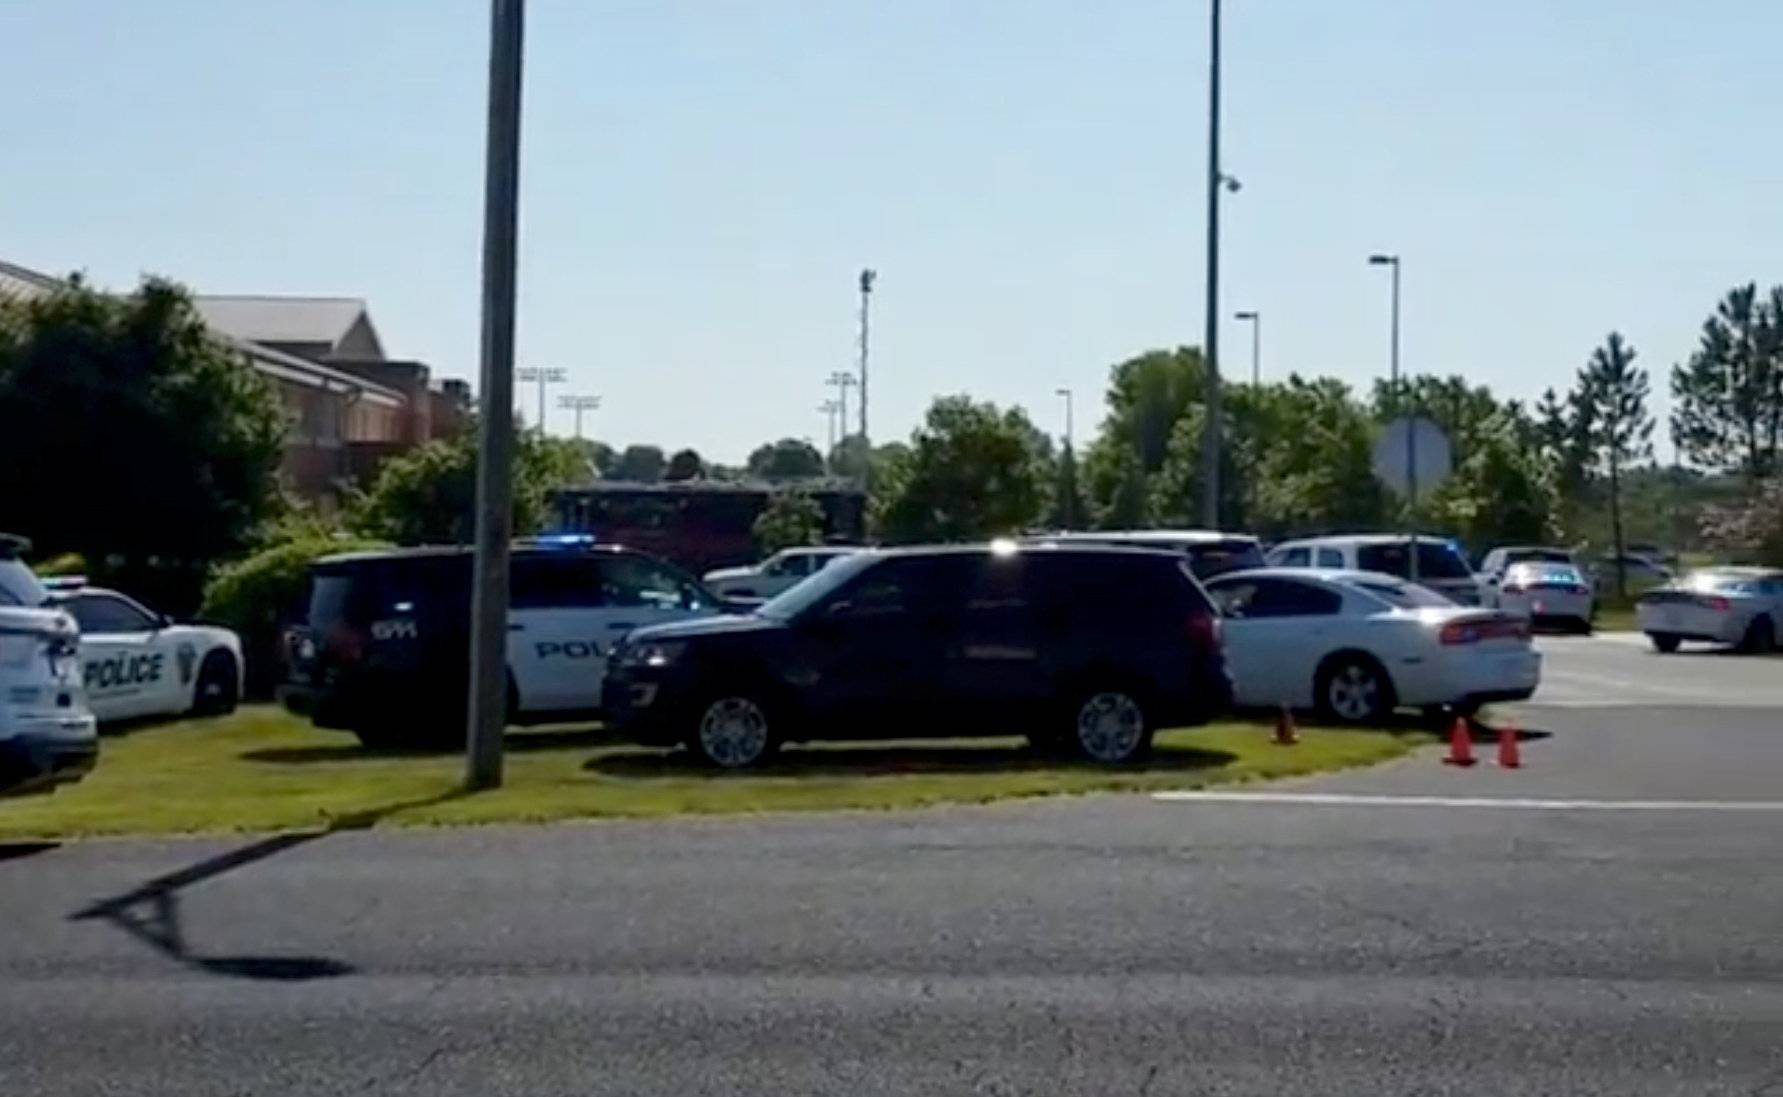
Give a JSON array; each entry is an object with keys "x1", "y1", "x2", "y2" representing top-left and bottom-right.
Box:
[
  {"x1": 69, "y1": 789, "x2": 469, "y2": 981},
  {"x1": 240, "y1": 726, "x2": 618, "y2": 765},
  {"x1": 0, "y1": 840, "x2": 60, "y2": 864},
  {"x1": 586, "y1": 742, "x2": 1240, "y2": 778}
]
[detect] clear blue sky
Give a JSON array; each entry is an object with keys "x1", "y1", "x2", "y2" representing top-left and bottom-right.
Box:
[{"x1": 5, "y1": 0, "x2": 1779, "y2": 462}]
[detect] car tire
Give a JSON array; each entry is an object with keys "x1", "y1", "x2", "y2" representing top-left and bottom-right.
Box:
[
  {"x1": 688, "y1": 689, "x2": 779, "y2": 769},
  {"x1": 1649, "y1": 632, "x2": 1681, "y2": 654},
  {"x1": 1065, "y1": 687, "x2": 1153, "y2": 764},
  {"x1": 1741, "y1": 616, "x2": 1776, "y2": 654},
  {"x1": 191, "y1": 651, "x2": 240, "y2": 717},
  {"x1": 1315, "y1": 654, "x2": 1395, "y2": 725}
]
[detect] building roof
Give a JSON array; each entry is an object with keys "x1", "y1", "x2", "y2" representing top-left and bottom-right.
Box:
[
  {"x1": 0, "y1": 260, "x2": 402, "y2": 406},
  {"x1": 193, "y1": 295, "x2": 382, "y2": 357}
]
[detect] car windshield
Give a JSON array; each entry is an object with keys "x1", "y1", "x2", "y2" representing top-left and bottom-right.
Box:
[
  {"x1": 0, "y1": 557, "x2": 48, "y2": 607},
  {"x1": 1346, "y1": 578, "x2": 1455, "y2": 609},
  {"x1": 755, "y1": 551, "x2": 878, "y2": 620}
]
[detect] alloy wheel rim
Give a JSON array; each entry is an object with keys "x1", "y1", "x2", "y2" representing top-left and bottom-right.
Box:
[
  {"x1": 1330, "y1": 665, "x2": 1378, "y2": 720},
  {"x1": 1076, "y1": 692, "x2": 1143, "y2": 761},
  {"x1": 699, "y1": 697, "x2": 769, "y2": 767}
]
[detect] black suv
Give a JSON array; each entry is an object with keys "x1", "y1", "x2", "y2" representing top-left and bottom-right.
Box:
[
  {"x1": 602, "y1": 543, "x2": 1231, "y2": 767},
  {"x1": 281, "y1": 540, "x2": 725, "y2": 747}
]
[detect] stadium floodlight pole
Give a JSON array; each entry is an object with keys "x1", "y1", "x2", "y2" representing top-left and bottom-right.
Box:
[
  {"x1": 1199, "y1": 0, "x2": 1238, "y2": 529},
  {"x1": 517, "y1": 366, "x2": 566, "y2": 435},
  {"x1": 1369, "y1": 252, "x2": 1415, "y2": 579},
  {"x1": 858, "y1": 269, "x2": 876, "y2": 445},
  {"x1": 819, "y1": 399, "x2": 841, "y2": 452},
  {"x1": 827, "y1": 371, "x2": 856, "y2": 441},
  {"x1": 1233, "y1": 310, "x2": 1260, "y2": 386},
  {"x1": 465, "y1": 0, "x2": 526, "y2": 792},
  {"x1": 556, "y1": 393, "x2": 601, "y2": 439}
]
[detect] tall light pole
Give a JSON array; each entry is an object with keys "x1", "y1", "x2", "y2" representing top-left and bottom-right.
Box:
[
  {"x1": 1055, "y1": 386, "x2": 1076, "y2": 530},
  {"x1": 556, "y1": 393, "x2": 601, "y2": 439},
  {"x1": 1233, "y1": 309, "x2": 1260, "y2": 386},
  {"x1": 1055, "y1": 387, "x2": 1074, "y2": 451},
  {"x1": 1369, "y1": 252, "x2": 1415, "y2": 579},
  {"x1": 516, "y1": 366, "x2": 566, "y2": 434},
  {"x1": 465, "y1": 0, "x2": 526, "y2": 791},
  {"x1": 857, "y1": 269, "x2": 876, "y2": 445},
  {"x1": 1198, "y1": 0, "x2": 1239, "y2": 529},
  {"x1": 827, "y1": 371, "x2": 856, "y2": 441}
]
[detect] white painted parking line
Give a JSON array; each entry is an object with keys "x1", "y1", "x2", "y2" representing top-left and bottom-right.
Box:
[{"x1": 1151, "y1": 791, "x2": 1783, "y2": 811}]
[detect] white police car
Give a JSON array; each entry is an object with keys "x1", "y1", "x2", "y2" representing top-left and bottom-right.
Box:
[
  {"x1": 0, "y1": 536, "x2": 97, "y2": 795},
  {"x1": 47, "y1": 580, "x2": 243, "y2": 723}
]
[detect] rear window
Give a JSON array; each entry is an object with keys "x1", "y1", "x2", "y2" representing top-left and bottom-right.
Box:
[
  {"x1": 1508, "y1": 549, "x2": 1573, "y2": 566},
  {"x1": 307, "y1": 573, "x2": 357, "y2": 628},
  {"x1": 1347, "y1": 579, "x2": 1454, "y2": 609},
  {"x1": 1030, "y1": 553, "x2": 1212, "y2": 621},
  {"x1": 1357, "y1": 542, "x2": 1472, "y2": 580}
]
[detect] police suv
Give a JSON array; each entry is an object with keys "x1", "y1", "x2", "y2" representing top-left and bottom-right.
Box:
[
  {"x1": 0, "y1": 536, "x2": 97, "y2": 796},
  {"x1": 281, "y1": 539, "x2": 728, "y2": 747},
  {"x1": 46, "y1": 580, "x2": 244, "y2": 723}
]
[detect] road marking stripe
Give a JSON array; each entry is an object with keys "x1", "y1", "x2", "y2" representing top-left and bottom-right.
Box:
[{"x1": 1151, "y1": 791, "x2": 1783, "y2": 811}]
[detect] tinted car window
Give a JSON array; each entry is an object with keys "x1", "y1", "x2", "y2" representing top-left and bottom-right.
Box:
[
  {"x1": 1030, "y1": 553, "x2": 1208, "y2": 625},
  {"x1": 1211, "y1": 578, "x2": 1341, "y2": 619},
  {"x1": 1316, "y1": 548, "x2": 1344, "y2": 568},
  {"x1": 1357, "y1": 543, "x2": 1472, "y2": 580},
  {"x1": 66, "y1": 593, "x2": 157, "y2": 633},
  {"x1": 1348, "y1": 579, "x2": 1453, "y2": 609},
  {"x1": 512, "y1": 556, "x2": 605, "y2": 609},
  {"x1": 832, "y1": 555, "x2": 974, "y2": 620},
  {"x1": 1274, "y1": 547, "x2": 1312, "y2": 567},
  {"x1": 601, "y1": 554, "x2": 708, "y2": 610}
]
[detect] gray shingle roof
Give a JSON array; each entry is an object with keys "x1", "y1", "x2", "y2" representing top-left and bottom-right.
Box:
[{"x1": 193, "y1": 295, "x2": 371, "y2": 350}]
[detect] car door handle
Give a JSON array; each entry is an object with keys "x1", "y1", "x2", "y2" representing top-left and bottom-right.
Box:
[{"x1": 607, "y1": 621, "x2": 638, "y2": 630}]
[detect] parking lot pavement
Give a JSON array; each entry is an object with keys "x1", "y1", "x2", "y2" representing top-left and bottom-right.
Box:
[{"x1": 1531, "y1": 632, "x2": 1783, "y2": 708}]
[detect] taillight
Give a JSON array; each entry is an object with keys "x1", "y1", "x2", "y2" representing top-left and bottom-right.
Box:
[
  {"x1": 1698, "y1": 595, "x2": 1731, "y2": 611},
  {"x1": 1187, "y1": 613, "x2": 1221, "y2": 650},
  {"x1": 1440, "y1": 617, "x2": 1530, "y2": 645},
  {"x1": 323, "y1": 621, "x2": 368, "y2": 664}
]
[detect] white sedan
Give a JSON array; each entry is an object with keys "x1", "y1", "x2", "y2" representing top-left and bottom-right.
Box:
[
  {"x1": 1636, "y1": 568, "x2": 1783, "y2": 653},
  {"x1": 1493, "y1": 561, "x2": 1594, "y2": 632},
  {"x1": 702, "y1": 546, "x2": 858, "y2": 599},
  {"x1": 1204, "y1": 568, "x2": 1543, "y2": 723},
  {"x1": 49, "y1": 584, "x2": 243, "y2": 723}
]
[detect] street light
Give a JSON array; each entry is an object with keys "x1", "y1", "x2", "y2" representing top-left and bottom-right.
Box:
[
  {"x1": 556, "y1": 393, "x2": 601, "y2": 439},
  {"x1": 1233, "y1": 310, "x2": 1261, "y2": 386},
  {"x1": 515, "y1": 366, "x2": 566, "y2": 434},
  {"x1": 1369, "y1": 252, "x2": 1417, "y2": 579},
  {"x1": 857, "y1": 269, "x2": 876, "y2": 446},
  {"x1": 818, "y1": 399, "x2": 841, "y2": 452},
  {"x1": 827, "y1": 371, "x2": 857, "y2": 440},
  {"x1": 1198, "y1": 0, "x2": 1237, "y2": 529},
  {"x1": 1054, "y1": 387, "x2": 1074, "y2": 450},
  {"x1": 1055, "y1": 386, "x2": 1076, "y2": 530}
]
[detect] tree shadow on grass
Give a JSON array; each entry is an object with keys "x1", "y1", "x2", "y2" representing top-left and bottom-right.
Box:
[
  {"x1": 69, "y1": 789, "x2": 470, "y2": 982},
  {"x1": 241, "y1": 726, "x2": 620, "y2": 765},
  {"x1": 585, "y1": 742, "x2": 1240, "y2": 779}
]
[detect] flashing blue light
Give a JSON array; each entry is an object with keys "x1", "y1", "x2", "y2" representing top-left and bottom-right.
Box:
[{"x1": 529, "y1": 533, "x2": 598, "y2": 548}]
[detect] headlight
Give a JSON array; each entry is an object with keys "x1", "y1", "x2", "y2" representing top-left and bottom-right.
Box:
[{"x1": 623, "y1": 641, "x2": 686, "y2": 669}]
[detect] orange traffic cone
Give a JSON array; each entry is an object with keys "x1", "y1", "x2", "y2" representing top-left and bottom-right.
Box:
[
  {"x1": 1496, "y1": 723, "x2": 1522, "y2": 768},
  {"x1": 1273, "y1": 705, "x2": 1299, "y2": 746},
  {"x1": 1442, "y1": 717, "x2": 1477, "y2": 766}
]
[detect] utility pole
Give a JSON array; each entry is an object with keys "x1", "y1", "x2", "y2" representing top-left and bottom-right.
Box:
[
  {"x1": 1056, "y1": 386, "x2": 1076, "y2": 530},
  {"x1": 465, "y1": 0, "x2": 526, "y2": 791},
  {"x1": 827, "y1": 371, "x2": 856, "y2": 441},
  {"x1": 819, "y1": 399, "x2": 841, "y2": 453},
  {"x1": 857, "y1": 269, "x2": 876, "y2": 446},
  {"x1": 516, "y1": 366, "x2": 566, "y2": 435},
  {"x1": 1198, "y1": 0, "x2": 1236, "y2": 529},
  {"x1": 556, "y1": 393, "x2": 601, "y2": 439},
  {"x1": 1369, "y1": 253, "x2": 1413, "y2": 579},
  {"x1": 1234, "y1": 310, "x2": 1261, "y2": 386}
]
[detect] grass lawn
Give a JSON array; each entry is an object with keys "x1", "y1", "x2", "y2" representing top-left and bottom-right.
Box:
[
  {"x1": 1593, "y1": 597, "x2": 1639, "y2": 633},
  {"x1": 0, "y1": 706, "x2": 1428, "y2": 840}
]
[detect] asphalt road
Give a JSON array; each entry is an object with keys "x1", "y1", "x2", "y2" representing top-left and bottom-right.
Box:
[{"x1": 2, "y1": 636, "x2": 1779, "y2": 1096}]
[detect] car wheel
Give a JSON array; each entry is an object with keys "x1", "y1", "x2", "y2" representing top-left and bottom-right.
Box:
[
  {"x1": 1067, "y1": 689, "x2": 1152, "y2": 764},
  {"x1": 191, "y1": 651, "x2": 240, "y2": 716},
  {"x1": 690, "y1": 692, "x2": 778, "y2": 769},
  {"x1": 1649, "y1": 632, "x2": 1681, "y2": 654},
  {"x1": 1741, "y1": 616, "x2": 1776, "y2": 654},
  {"x1": 1316, "y1": 655, "x2": 1393, "y2": 724}
]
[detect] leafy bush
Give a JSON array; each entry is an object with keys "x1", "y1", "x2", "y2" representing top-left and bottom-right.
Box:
[
  {"x1": 33, "y1": 552, "x2": 87, "y2": 577},
  {"x1": 199, "y1": 535, "x2": 387, "y2": 697},
  {"x1": 753, "y1": 490, "x2": 824, "y2": 553}
]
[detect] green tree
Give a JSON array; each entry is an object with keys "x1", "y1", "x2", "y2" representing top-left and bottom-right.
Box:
[
  {"x1": 1428, "y1": 418, "x2": 1557, "y2": 548},
  {"x1": 828, "y1": 434, "x2": 871, "y2": 479},
  {"x1": 1051, "y1": 442, "x2": 1085, "y2": 530},
  {"x1": 0, "y1": 275, "x2": 285, "y2": 610},
  {"x1": 1100, "y1": 347, "x2": 1206, "y2": 474},
  {"x1": 752, "y1": 490, "x2": 825, "y2": 553},
  {"x1": 609, "y1": 444, "x2": 667, "y2": 483},
  {"x1": 747, "y1": 437, "x2": 826, "y2": 481},
  {"x1": 871, "y1": 396, "x2": 1049, "y2": 542},
  {"x1": 350, "y1": 423, "x2": 574, "y2": 544},
  {"x1": 1698, "y1": 478, "x2": 1783, "y2": 566},
  {"x1": 575, "y1": 439, "x2": 617, "y2": 480},
  {"x1": 664, "y1": 448, "x2": 704, "y2": 481},
  {"x1": 1579, "y1": 332, "x2": 1655, "y2": 595},
  {"x1": 1671, "y1": 283, "x2": 1783, "y2": 479}
]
